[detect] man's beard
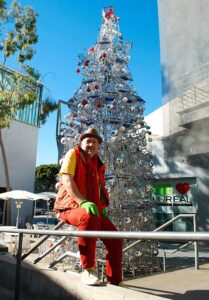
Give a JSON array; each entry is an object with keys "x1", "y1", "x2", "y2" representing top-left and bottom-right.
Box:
[{"x1": 85, "y1": 147, "x2": 96, "y2": 156}]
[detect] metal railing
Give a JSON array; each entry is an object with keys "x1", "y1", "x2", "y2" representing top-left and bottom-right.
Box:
[
  {"x1": 178, "y1": 62, "x2": 209, "y2": 112},
  {"x1": 21, "y1": 214, "x2": 198, "y2": 270},
  {"x1": 1, "y1": 227, "x2": 209, "y2": 300},
  {"x1": 179, "y1": 62, "x2": 209, "y2": 93},
  {"x1": 158, "y1": 214, "x2": 198, "y2": 271},
  {"x1": 21, "y1": 220, "x2": 65, "y2": 261},
  {"x1": 123, "y1": 213, "x2": 199, "y2": 271}
]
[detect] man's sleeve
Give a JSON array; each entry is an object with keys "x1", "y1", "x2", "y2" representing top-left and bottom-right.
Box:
[{"x1": 59, "y1": 149, "x2": 76, "y2": 176}]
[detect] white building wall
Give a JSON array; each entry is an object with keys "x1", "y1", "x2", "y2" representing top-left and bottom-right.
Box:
[
  {"x1": 145, "y1": 107, "x2": 165, "y2": 160},
  {"x1": 155, "y1": 0, "x2": 209, "y2": 231},
  {"x1": 146, "y1": 101, "x2": 209, "y2": 231},
  {"x1": 158, "y1": 0, "x2": 209, "y2": 103},
  {"x1": 0, "y1": 120, "x2": 39, "y2": 225},
  {"x1": 145, "y1": 107, "x2": 164, "y2": 137}
]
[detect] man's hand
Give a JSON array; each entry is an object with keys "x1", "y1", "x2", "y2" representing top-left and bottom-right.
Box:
[
  {"x1": 80, "y1": 200, "x2": 99, "y2": 216},
  {"x1": 101, "y1": 208, "x2": 108, "y2": 217}
]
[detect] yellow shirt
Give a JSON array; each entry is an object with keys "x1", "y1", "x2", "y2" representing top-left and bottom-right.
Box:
[{"x1": 59, "y1": 149, "x2": 76, "y2": 176}]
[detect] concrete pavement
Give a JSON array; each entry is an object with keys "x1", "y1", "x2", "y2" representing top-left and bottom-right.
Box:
[
  {"x1": 1, "y1": 244, "x2": 209, "y2": 299},
  {"x1": 125, "y1": 263, "x2": 209, "y2": 299}
]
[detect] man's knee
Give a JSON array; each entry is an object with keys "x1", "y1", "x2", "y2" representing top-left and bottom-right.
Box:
[{"x1": 80, "y1": 213, "x2": 99, "y2": 228}]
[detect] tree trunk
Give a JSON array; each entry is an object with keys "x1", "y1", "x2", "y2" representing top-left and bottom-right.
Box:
[{"x1": 0, "y1": 129, "x2": 11, "y2": 224}]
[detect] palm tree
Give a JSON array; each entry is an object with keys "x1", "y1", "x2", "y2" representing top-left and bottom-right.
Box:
[{"x1": 39, "y1": 97, "x2": 59, "y2": 125}]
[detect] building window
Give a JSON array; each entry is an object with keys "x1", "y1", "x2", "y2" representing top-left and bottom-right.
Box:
[
  {"x1": 0, "y1": 65, "x2": 43, "y2": 127},
  {"x1": 14, "y1": 85, "x2": 42, "y2": 126}
]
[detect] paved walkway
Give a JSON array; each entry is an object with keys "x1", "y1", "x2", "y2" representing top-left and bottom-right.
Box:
[
  {"x1": 123, "y1": 244, "x2": 209, "y2": 299},
  {"x1": 125, "y1": 263, "x2": 209, "y2": 299}
]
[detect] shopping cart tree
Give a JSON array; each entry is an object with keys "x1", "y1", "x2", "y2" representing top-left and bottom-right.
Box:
[{"x1": 59, "y1": 7, "x2": 160, "y2": 277}]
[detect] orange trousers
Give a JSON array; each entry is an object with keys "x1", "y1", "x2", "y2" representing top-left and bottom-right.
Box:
[{"x1": 60, "y1": 207, "x2": 122, "y2": 285}]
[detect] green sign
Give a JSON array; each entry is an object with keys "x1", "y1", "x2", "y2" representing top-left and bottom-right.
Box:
[{"x1": 152, "y1": 179, "x2": 197, "y2": 212}]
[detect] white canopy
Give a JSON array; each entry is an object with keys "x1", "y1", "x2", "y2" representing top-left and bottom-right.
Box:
[
  {"x1": 0, "y1": 190, "x2": 52, "y2": 228},
  {"x1": 37, "y1": 192, "x2": 57, "y2": 199},
  {"x1": 0, "y1": 190, "x2": 50, "y2": 201}
]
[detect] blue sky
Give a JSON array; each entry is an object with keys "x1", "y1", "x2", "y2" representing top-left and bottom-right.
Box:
[{"x1": 7, "y1": 0, "x2": 162, "y2": 166}]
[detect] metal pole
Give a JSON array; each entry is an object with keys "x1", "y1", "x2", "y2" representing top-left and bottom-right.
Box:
[
  {"x1": 15, "y1": 201, "x2": 23, "y2": 229},
  {"x1": 48, "y1": 250, "x2": 80, "y2": 269},
  {"x1": 15, "y1": 232, "x2": 23, "y2": 300},
  {"x1": 15, "y1": 201, "x2": 20, "y2": 229},
  {"x1": 16, "y1": 206, "x2": 20, "y2": 229},
  {"x1": 32, "y1": 236, "x2": 68, "y2": 264},
  {"x1": 46, "y1": 200, "x2": 49, "y2": 224},
  {"x1": 122, "y1": 214, "x2": 190, "y2": 252},
  {"x1": 163, "y1": 250, "x2": 166, "y2": 271},
  {"x1": 2, "y1": 228, "x2": 209, "y2": 241},
  {"x1": 21, "y1": 221, "x2": 65, "y2": 260},
  {"x1": 193, "y1": 214, "x2": 199, "y2": 269}
]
